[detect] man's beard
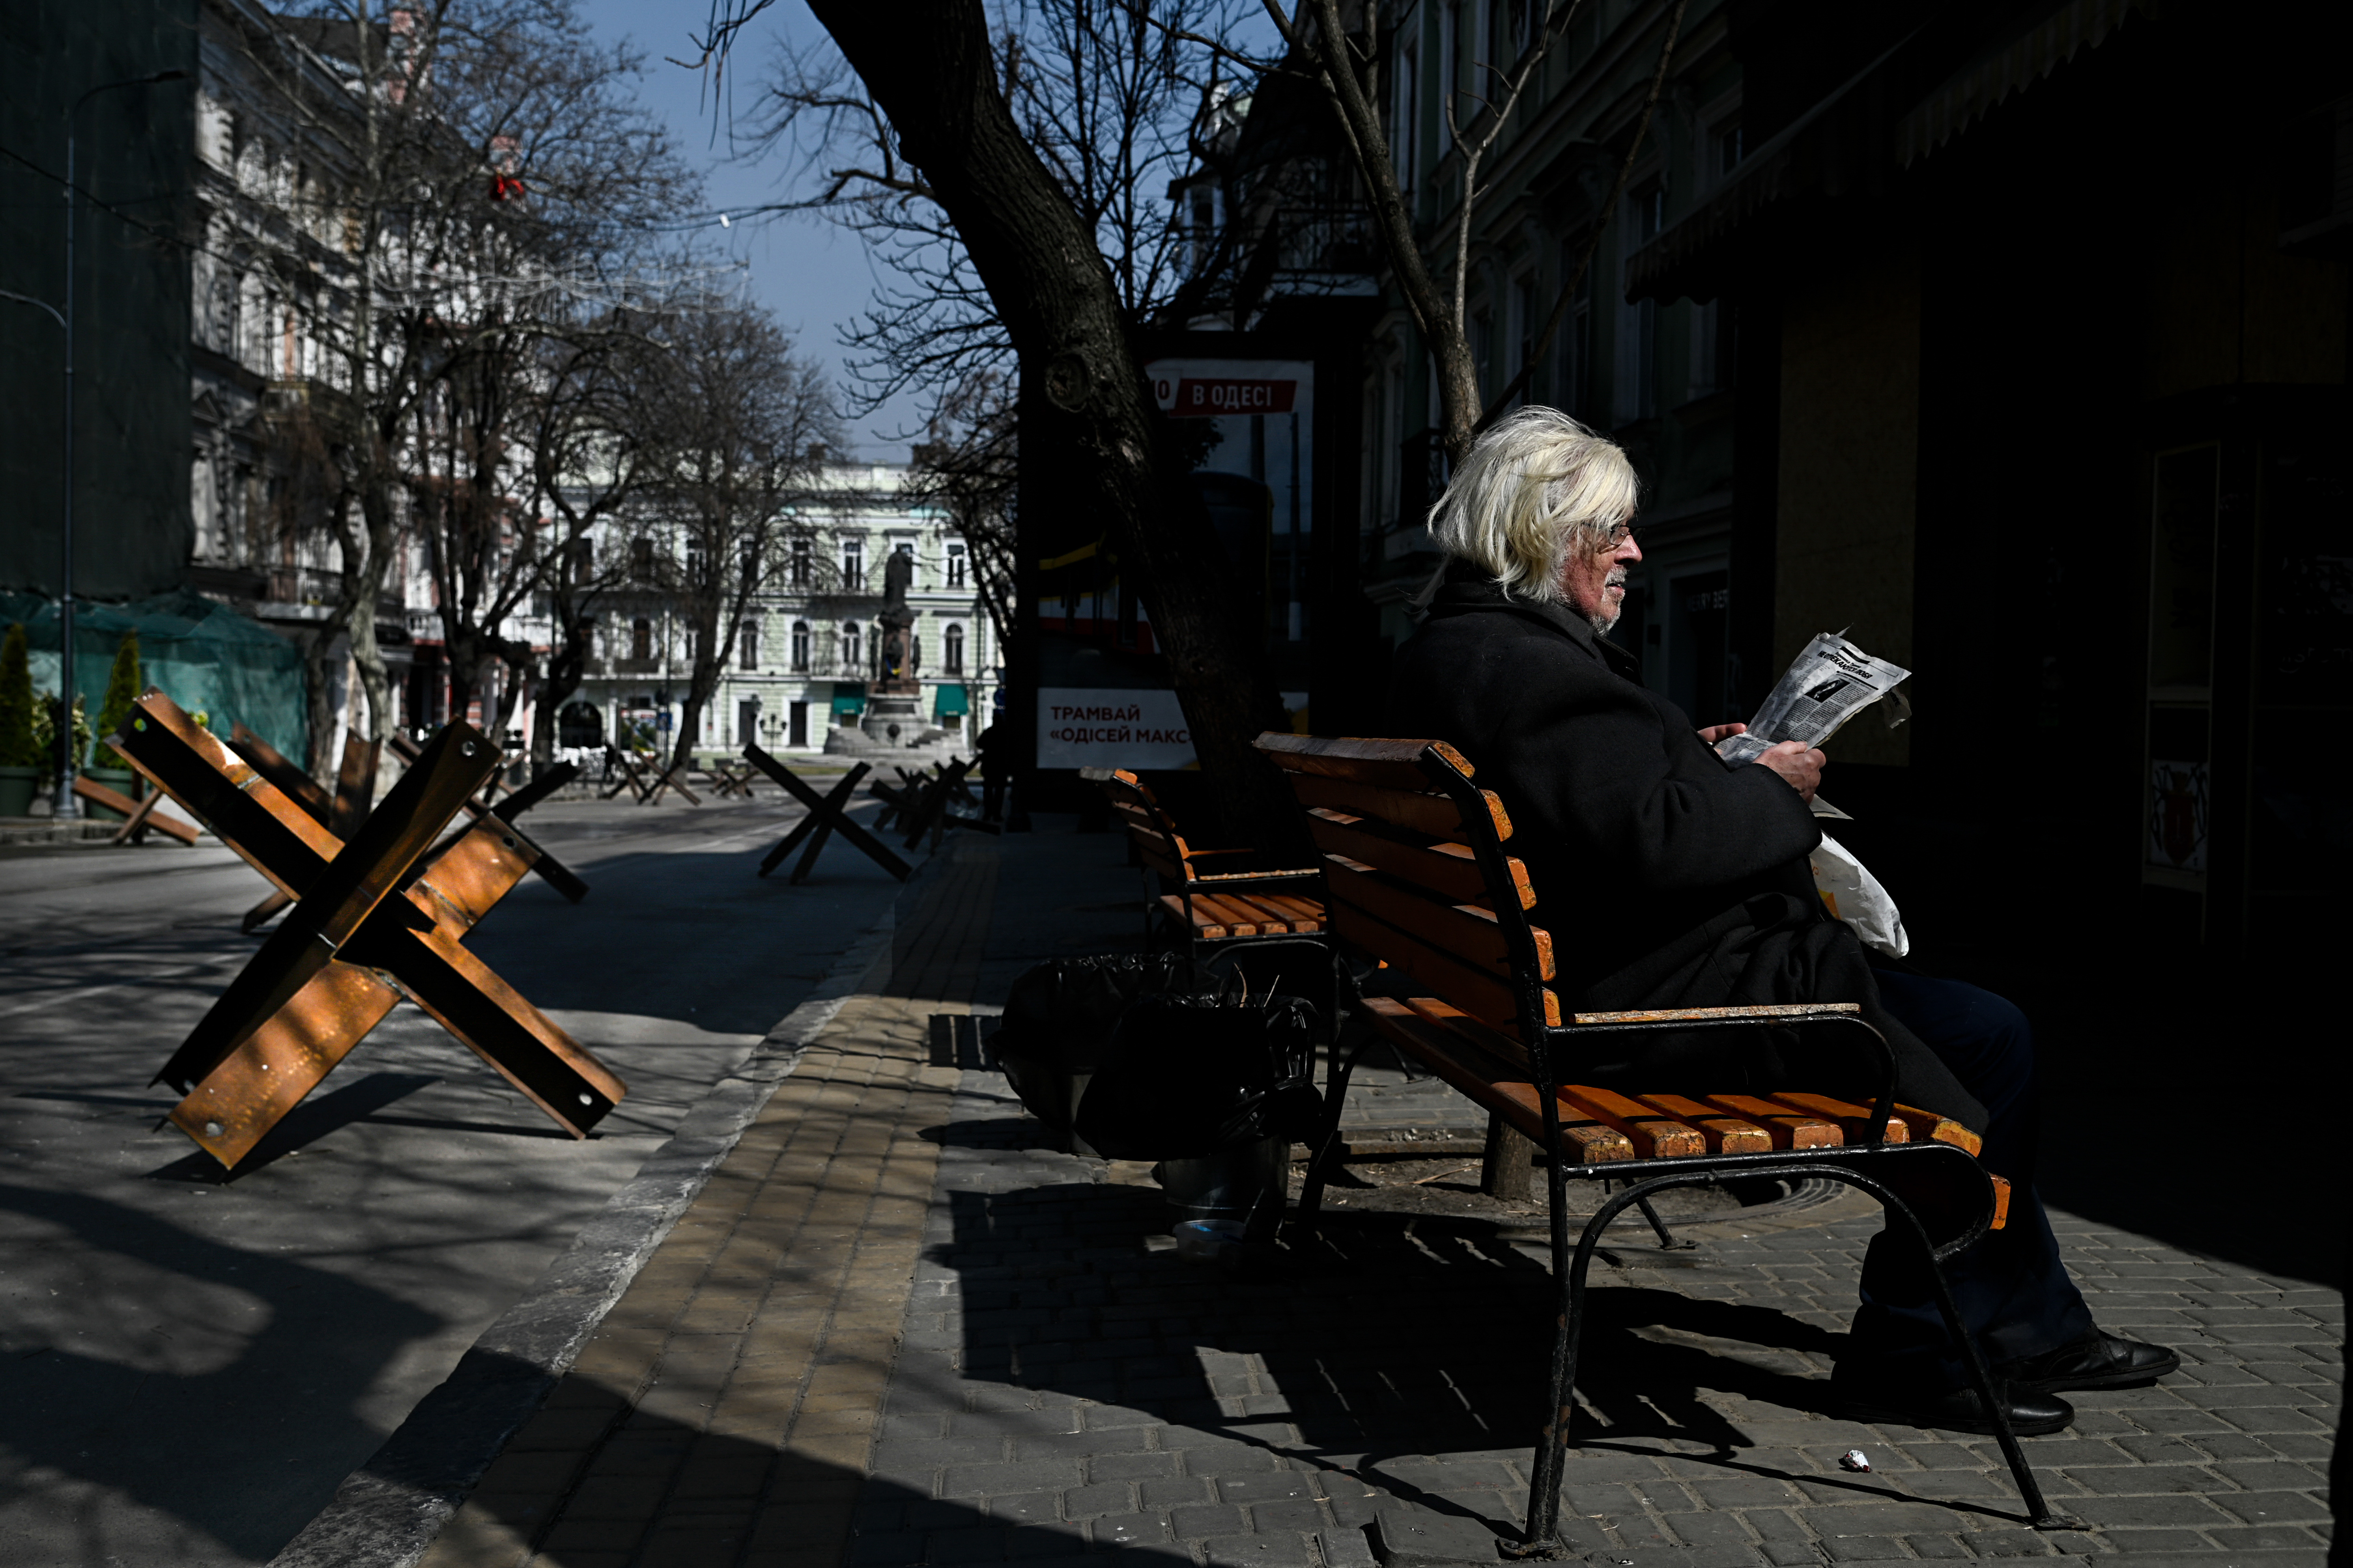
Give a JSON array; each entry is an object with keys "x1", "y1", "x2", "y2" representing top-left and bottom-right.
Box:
[{"x1": 1586, "y1": 574, "x2": 1627, "y2": 634}]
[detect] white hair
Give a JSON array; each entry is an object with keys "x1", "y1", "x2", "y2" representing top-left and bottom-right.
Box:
[{"x1": 1417, "y1": 406, "x2": 1640, "y2": 608}]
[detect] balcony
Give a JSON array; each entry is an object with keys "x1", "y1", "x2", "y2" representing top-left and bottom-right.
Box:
[{"x1": 1270, "y1": 205, "x2": 1377, "y2": 287}]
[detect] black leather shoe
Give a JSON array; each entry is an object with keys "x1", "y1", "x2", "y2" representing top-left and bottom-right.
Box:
[
  {"x1": 2002, "y1": 1331, "x2": 2180, "y2": 1393},
  {"x1": 1839, "y1": 1382, "x2": 2074, "y2": 1436}
]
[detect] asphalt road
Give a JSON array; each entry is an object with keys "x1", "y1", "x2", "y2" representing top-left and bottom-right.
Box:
[{"x1": 0, "y1": 790, "x2": 907, "y2": 1567}]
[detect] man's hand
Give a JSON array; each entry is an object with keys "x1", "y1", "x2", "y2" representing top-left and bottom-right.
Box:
[
  {"x1": 1756, "y1": 740, "x2": 1824, "y2": 803},
  {"x1": 1696, "y1": 722, "x2": 1747, "y2": 745}
]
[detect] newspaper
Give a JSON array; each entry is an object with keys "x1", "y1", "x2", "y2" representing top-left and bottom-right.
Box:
[{"x1": 1715, "y1": 632, "x2": 1912, "y2": 766}]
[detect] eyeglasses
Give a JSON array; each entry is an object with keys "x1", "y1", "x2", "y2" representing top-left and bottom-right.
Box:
[{"x1": 1602, "y1": 520, "x2": 1639, "y2": 547}]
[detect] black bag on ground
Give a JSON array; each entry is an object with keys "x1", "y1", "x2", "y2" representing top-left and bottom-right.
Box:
[
  {"x1": 989, "y1": 954, "x2": 1215, "y2": 1131},
  {"x1": 1072, "y1": 986, "x2": 1325, "y2": 1162}
]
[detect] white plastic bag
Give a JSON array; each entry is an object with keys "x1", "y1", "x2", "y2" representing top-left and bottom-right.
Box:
[{"x1": 1810, "y1": 833, "x2": 1909, "y2": 959}]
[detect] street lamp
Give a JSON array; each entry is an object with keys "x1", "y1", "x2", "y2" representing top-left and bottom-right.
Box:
[{"x1": 50, "y1": 66, "x2": 191, "y2": 818}]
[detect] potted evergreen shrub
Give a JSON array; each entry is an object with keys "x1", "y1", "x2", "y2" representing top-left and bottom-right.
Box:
[
  {"x1": 34, "y1": 693, "x2": 91, "y2": 799},
  {"x1": 0, "y1": 625, "x2": 39, "y2": 818},
  {"x1": 81, "y1": 629, "x2": 143, "y2": 819}
]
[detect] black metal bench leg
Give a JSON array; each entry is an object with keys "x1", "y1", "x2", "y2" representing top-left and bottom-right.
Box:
[
  {"x1": 1517, "y1": 1125, "x2": 1591, "y2": 1552},
  {"x1": 1907, "y1": 1209, "x2": 2080, "y2": 1531},
  {"x1": 1291, "y1": 1024, "x2": 1381, "y2": 1230},
  {"x1": 1634, "y1": 1193, "x2": 1696, "y2": 1250}
]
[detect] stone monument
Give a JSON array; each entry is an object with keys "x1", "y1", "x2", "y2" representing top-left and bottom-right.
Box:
[
  {"x1": 861, "y1": 549, "x2": 924, "y2": 746},
  {"x1": 824, "y1": 547, "x2": 953, "y2": 758}
]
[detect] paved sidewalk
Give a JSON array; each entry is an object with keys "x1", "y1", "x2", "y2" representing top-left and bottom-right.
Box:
[
  {"x1": 0, "y1": 791, "x2": 904, "y2": 1567},
  {"x1": 409, "y1": 825, "x2": 2343, "y2": 1568}
]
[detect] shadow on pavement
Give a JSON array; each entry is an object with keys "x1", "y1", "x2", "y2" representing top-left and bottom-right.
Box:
[
  {"x1": 144, "y1": 1071, "x2": 445, "y2": 1182},
  {"x1": 925, "y1": 1179, "x2": 1958, "y2": 1528},
  {"x1": 449, "y1": 1370, "x2": 1198, "y2": 1567},
  {"x1": 0, "y1": 1182, "x2": 440, "y2": 1560},
  {"x1": 464, "y1": 846, "x2": 905, "y2": 1042}
]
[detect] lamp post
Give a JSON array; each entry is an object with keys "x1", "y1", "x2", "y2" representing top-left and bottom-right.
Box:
[{"x1": 52, "y1": 67, "x2": 191, "y2": 818}]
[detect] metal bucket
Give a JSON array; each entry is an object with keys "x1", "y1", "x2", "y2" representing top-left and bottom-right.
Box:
[{"x1": 1151, "y1": 1135, "x2": 1290, "y2": 1239}]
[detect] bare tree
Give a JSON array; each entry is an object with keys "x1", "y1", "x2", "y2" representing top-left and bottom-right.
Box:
[
  {"x1": 636, "y1": 305, "x2": 841, "y2": 772},
  {"x1": 908, "y1": 370, "x2": 1019, "y2": 665},
  {"x1": 215, "y1": 0, "x2": 691, "y2": 758},
  {"x1": 1256, "y1": 0, "x2": 1691, "y2": 465},
  {"x1": 750, "y1": 0, "x2": 1247, "y2": 422},
  {"x1": 686, "y1": 0, "x2": 1303, "y2": 846},
  {"x1": 519, "y1": 321, "x2": 672, "y2": 768}
]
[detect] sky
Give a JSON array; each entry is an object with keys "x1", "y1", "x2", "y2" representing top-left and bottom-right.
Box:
[{"x1": 575, "y1": 0, "x2": 929, "y2": 461}]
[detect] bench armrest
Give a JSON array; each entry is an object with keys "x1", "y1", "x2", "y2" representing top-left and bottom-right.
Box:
[
  {"x1": 1192, "y1": 866, "x2": 1321, "y2": 884},
  {"x1": 1570, "y1": 1002, "x2": 1860, "y2": 1026}
]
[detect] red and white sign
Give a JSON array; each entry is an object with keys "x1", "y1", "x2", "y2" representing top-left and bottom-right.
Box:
[{"x1": 1158, "y1": 377, "x2": 1298, "y2": 417}]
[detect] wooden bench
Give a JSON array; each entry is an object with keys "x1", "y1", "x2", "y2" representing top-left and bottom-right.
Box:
[
  {"x1": 1081, "y1": 767, "x2": 1325, "y2": 957},
  {"x1": 1251, "y1": 733, "x2": 2069, "y2": 1541}
]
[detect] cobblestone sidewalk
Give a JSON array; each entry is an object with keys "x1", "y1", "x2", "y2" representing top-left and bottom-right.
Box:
[{"x1": 411, "y1": 826, "x2": 2343, "y2": 1568}]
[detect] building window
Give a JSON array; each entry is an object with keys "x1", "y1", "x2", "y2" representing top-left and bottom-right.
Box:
[
  {"x1": 841, "y1": 539, "x2": 862, "y2": 588},
  {"x1": 945, "y1": 542, "x2": 968, "y2": 588},
  {"x1": 841, "y1": 621, "x2": 862, "y2": 671},
  {"x1": 790, "y1": 537, "x2": 812, "y2": 587},
  {"x1": 1715, "y1": 117, "x2": 1745, "y2": 179},
  {"x1": 791, "y1": 620, "x2": 811, "y2": 671},
  {"x1": 630, "y1": 617, "x2": 651, "y2": 661},
  {"x1": 1631, "y1": 178, "x2": 1666, "y2": 243},
  {"x1": 739, "y1": 618, "x2": 759, "y2": 670},
  {"x1": 944, "y1": 622, "x2": 966, "y2": 674},
  {"x1": 1430, "y1": 0, "x2": 1449, "y2": 126},
  {"x1": 569, "y1": 537, "x2": 593, "y2": 586},
  {"x1": 1619, "y1": 179, "x2": 1666, "y2": 422},
  {"x1": 630, "y1": 537, "x2": 655, "y2": 579}
]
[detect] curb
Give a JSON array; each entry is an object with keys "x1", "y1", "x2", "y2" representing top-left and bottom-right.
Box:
[{"x1": 267, "y1": 873, "x2": 918, "y2": 1568}]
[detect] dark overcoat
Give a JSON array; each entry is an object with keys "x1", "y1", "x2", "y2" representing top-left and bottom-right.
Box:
[{"x1": 1387, "y1": 567, "x2": 1985, "y2": 1132}]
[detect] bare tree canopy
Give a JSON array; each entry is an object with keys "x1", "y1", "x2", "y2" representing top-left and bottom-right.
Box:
[
  {"x1": 219, "y1": 0, "x2": 706, "y2": 763},
  {"x1": 634, "y1": 305, "x2": 843, "y2": 772}
]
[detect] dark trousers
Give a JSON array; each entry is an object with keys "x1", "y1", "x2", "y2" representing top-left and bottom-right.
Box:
[{"x1": 1843, "y1": 970, "x2": 2095, "y2": 1388}]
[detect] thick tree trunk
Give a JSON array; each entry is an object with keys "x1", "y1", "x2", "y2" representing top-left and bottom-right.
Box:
[
  {"x1": 672, "y1": 646, "x2": 722, "y2": 773},
  {"x1": 301, "y1": 622, "x2": 349, "y2": 778},
  {"x1": 535, "y1": 631, "x2": 585, "y2": 769},
  {"x1": 349, "y1": 472, "x2": 399, "y2": 743},
  {"x1": 808, "y1": 0, "x2": 1302, "y2": 852}
]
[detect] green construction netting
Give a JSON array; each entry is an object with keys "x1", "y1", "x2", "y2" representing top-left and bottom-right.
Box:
[{"x1": 0, "y1": 589, "x2": 310, "y2": 764}]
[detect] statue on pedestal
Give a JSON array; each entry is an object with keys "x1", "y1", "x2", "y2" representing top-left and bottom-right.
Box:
[{"x1": 875, "y1": 548, "x2": 919, "y2": 696}]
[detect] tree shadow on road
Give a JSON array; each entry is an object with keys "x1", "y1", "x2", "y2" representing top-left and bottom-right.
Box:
[{"x1": 0, "y1": 1182, "x2": 441, "y2": 1561}]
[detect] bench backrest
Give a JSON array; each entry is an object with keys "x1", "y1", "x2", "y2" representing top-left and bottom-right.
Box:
[
  {"x1": 1080, "y1": 767, "x2": 1201, "y2": 885},
  {"x1": 1251, "y1": 734, "x2": 1555, "y2": 1037}
]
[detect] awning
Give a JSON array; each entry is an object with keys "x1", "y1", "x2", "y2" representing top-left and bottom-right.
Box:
[
  {"x1": 1624, "y1": 28, "x2": 1921, "y2": 302},
  {"x1": 831, "y1": 683, "x2": 866, "y2": 717},
  {"x1": 1625, "y1": 0, "x2": 2147, "y2": 302},
  {"x1": 1895, "y1": 0, "x2": 2147, "y2": 165},
  {"x1": 933, "y1": 684, "x2": 970, "y2": 719}
]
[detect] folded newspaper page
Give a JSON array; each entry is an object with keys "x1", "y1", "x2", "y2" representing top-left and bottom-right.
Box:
[{"x1": 1715, "y1": 632, "x2": 1912, "y2": 766}]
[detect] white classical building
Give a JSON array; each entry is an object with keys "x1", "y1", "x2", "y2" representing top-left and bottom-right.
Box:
[{"x1": 560, "y1": 459, "x2": 996, "y2": 765}]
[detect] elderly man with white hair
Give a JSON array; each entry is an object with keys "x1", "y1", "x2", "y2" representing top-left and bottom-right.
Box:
[{"x1": 1388, "y1": 406, "x2": 2175, "y2": 1436}]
